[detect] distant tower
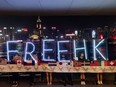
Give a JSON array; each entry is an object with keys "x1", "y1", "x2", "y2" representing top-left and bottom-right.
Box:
[
  {"x1": 30, "y1": 16, "x2": 43, "y2": 40},
  {"x1": 36, "y1": 16, "x2": 43, "y2": 53},
  {"x1": 36, "y1": 16, "x2": 44, "y2": 39}
]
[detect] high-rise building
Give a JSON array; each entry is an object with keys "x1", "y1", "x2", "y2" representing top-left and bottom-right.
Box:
[
  {"x1": 30, "y1": 16, "x2": 44, "y2": 40},
  {"x1": 36, "y1": 16, "x2": 45, "y2": 39}
]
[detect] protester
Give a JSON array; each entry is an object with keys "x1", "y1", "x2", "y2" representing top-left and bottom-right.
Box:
[
  {"x1": 61, "y1": 73, "x2": 73, "y2": 86},
  {"x1": 46, "y1": 55, "x2": 53, "y2": 85},
  {"x1": 11, "y1": 53, "x2": 23, "y2": 87},
  {"x1": 97, "y1": 73, "x2": 103, "y2": 85},
  {"x1": 46, "y1": 71, "x2": 52, "y2": 85},
  {"x1": 25, "y1": 53, "x2": 40, "y2": 86},
  {"x1": 60, "y1": 55, "x2": 73, "y2": 86}
]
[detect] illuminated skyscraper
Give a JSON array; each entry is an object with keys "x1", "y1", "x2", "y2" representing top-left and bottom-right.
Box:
[
  {"x1": 30, "y1": 16, "x2": 43, "y2": 40},
  {"x1": 36, "y1": 16, "x2": 44, "y2": 39}
]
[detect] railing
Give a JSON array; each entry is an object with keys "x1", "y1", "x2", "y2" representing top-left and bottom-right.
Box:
[{"x1": 0, "y1": 63, "x2": 115, "y2": 73}]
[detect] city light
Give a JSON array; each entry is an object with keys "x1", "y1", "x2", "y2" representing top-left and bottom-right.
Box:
[
  {"x1": 43, "y1": 27, "x2": 46, "y2": 29},
  {"x1": 56, "y1": 36, "x2": 58, "y2": 38},
  {"x1": 22, "y1": 28, "x2": 28, "y2": 32},
  {"x1": 66, "y1": 33, "x2": 75, "y2": 36},
  {"x1": 0, "y1": 34, "x2": 3, "y2": 36},
  {"x1": 75, "y1": 30, "x2": 78, "y2": 36},
  {"x1": 45, "y1": 36, "x2": 48, "y2": 38},
  {"x1": 92, "y1": 30, "x2": 96, "y2": 38},
  {"x1": 60, "y1": 35, "x2": 64, "y2": 38},
  {"x1": 52, "y1": 27, "x2": 56, "y2": 29},
  {"x1": 114, "y1": 35, "x2": 116, "y2": 40},
  {"x1": 99, "y1": 34, "x2": 103, "y2": 39},
  {"x1": 10, "y1": 27, "x2": 12, "y2": 29},
  {"x1": 6, "y1": 35, "x2": 9, "y2": 37},
  {"x1": 3, "y1": 27, "x2": 7, "y2": 29},
  {"x1": 17, "y1": 29, "x2": 22, "y2": 32},
  {"x1": 10, "y1": 27, "x2": 14, "y2": 29}
]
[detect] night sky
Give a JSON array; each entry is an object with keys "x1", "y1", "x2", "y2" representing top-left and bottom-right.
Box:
[{"x1": 41, "y1": 16, "x2": 116, "y2": 28}]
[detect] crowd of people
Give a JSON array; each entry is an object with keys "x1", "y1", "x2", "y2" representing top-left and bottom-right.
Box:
[{"x1": 0, "y1": 53, "x2": 116, "y2": 87}]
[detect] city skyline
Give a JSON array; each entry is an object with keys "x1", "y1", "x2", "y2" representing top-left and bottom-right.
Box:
[{"x1": 0, "y1": 16, "x2": 116, "y2": 41}]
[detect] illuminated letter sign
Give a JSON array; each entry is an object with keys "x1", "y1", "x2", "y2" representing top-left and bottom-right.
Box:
[
  {"x1": 24, "y1": 42, "x2": 36, "y2": 63},
  {"x1": 6, "y1": 41, "x2": 19, "y2": 61},
  {"x1": 42, "y1": 39, "x2": 55, "y2": 61},
  {"x1": 6, "y1": 39, "x2": 108, "y2": 62},
  {"x1": 73, "y1": 39, "x2": 87, "y2": 60},
  {"x1": 93, "y1": 39, "x2": 107, "y2": 60},
  {"x1": 57, "y1": 40, "x2": 70, "y2": 62}
]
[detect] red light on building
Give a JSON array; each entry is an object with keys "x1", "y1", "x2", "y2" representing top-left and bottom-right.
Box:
[
  {"x1": 114, "y1": 35, "x2": 116, "y2": 40},
  {"x1": 22, "y1": 28, "x2": 28, "y2": 31},
  {"x1": 99, "y1": 34, "x2": 103, "y2": 39}
]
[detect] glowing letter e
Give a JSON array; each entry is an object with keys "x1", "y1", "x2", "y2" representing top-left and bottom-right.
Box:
[
  {"x1": 42, "y1": 39, "x2": 55, "y2": 62},
  {"x1": 57, "y1": 40, "x2": 70, "y2": 62},
  {"x1": 24, "y1": 42, "x2": 36, "y2": 63},
  {"x1": 7, "y1": 41, "x2": 19, "y2": 61}
]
